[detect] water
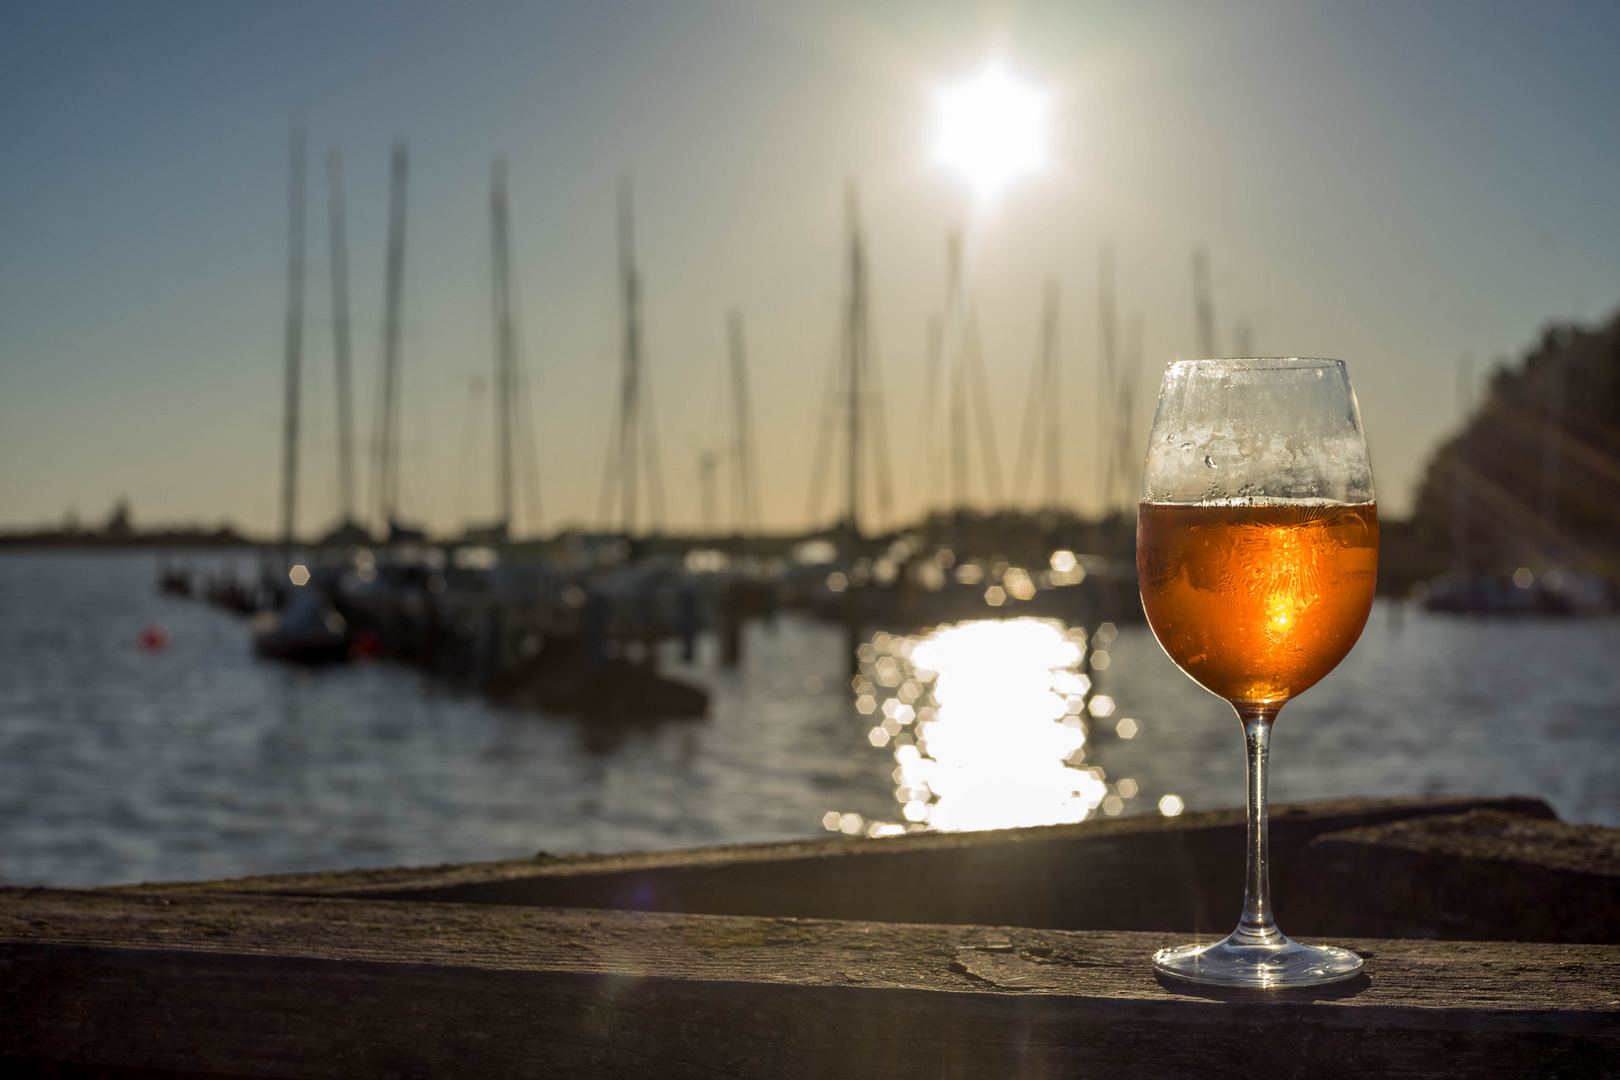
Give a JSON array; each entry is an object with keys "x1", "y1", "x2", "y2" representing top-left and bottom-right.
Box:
[
  {"x1": 1, "y1": 551, "x2": 1615, "y2": 887},
  {"x1": 1094, "y1": 602, "x2": 1620, "y2": 828}
]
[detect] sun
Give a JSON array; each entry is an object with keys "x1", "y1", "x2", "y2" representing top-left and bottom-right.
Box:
[{"x1": 933, "y1": 65, "x2": 1049, "y2": 201}]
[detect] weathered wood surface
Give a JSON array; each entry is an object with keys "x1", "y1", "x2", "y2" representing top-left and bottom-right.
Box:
[
  {"x1": 139, "y1": 795, "x2": 1557, "y2": 939},
  {"x1": 1291, "y1": 808, "x2": 1620, "y2": 943},
  {"x1": 2, "y1": 887, "x2": 1617, "y2": 1080}
]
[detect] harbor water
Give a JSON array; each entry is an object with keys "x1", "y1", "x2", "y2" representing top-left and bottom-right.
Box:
[{"x1": 1, "y1": 549, "x2": 1616, "y2": 887}]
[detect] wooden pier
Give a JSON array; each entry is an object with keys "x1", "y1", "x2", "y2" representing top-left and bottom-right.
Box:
[{"x1": 2, "y1": 796, "x2": 1616, "y2": 1078}]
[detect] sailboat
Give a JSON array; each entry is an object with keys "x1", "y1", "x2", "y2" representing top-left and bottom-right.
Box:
[{"x1": 251, "y1": 121, "x2": 356, "y2": 662}]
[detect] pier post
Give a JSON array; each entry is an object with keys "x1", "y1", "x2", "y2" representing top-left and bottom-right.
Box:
[
  {"x1": 844, "y1": 586, "x2": 862, "y2": 678},
  {"x1": 678, "y1": 585, "x2": 698, "y2": 664},
  {"x1": 720, "y1": 582, "x2": 743, "y2": 667},
  {"x1": 584, "y1": 592, "x2": 607, "y2": 672}
]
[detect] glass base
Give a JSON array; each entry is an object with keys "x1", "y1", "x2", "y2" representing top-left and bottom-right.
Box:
[{"x1": 1153, "y1": 931, "x2": 1363, "y2": 988}]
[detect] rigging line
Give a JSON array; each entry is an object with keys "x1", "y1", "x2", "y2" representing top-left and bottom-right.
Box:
[
  {"x1": 727, "y1": 310, "x2": 758, "y2": 535},
  {"x1": 950, "y1": 336, "x2": 969, "y2": 509},
  {"x1": 964, "y1": 309, "x2": 1004, "y2": 507},
  {"x1": 516, "y1": 373, "x2": 544, "y2": 537},
  {"x1": 694, "y1": 445, "x2": 720, "y2": 536},
  {"x1": 597, "y1": 404, "x2": 621, "y2": 532},
  {"x1": 597, "y1": 316, "x2": 625, "y2": 531},
  {"x1": 1096, "y1": 243, "x2": 1116, "y2": 513},
  {"x1": 744, "y1": 374, "x2": 761, "y2": 535},
  {"x1": 728, "y1": 318, "x2": 747, "y2": 535},
  {"x1": 453, "y1": 377, "x2": 484, "y2": 527},
  {"x1": 597, "y1": 307, "x2": 624, "y2": 532},
  {"x1": 641, "y1": 364, "x2": 667, "y2": 534},
  {"x1": 943, "y1": 232, "x2": 971, "y2": 509},
  {"x1": 393, "y1": 261, "x2": 435, "y2": 528},
  {"x1": 489, "y1": 156, "x2": 542, "y2": 537},
  {"x1": 1041, "y1": 279, "x2": 1061, "y2": 511},
  {"x1": 509, "y1": 285, "x2": 543, "y2": 538},
  {"x1": 866, "y1": 323, "x2": 897, "y2": 529},
  {"x1": 279, "y1": 118, "x2": 306, "y2": 559},
  {"x1": 616, "y1": 177, "x2": 641, "y2": 535},
  {"x1": 368, "y1": 321, "x2": 388, "y2": 531},
  {"x1": 1232, "y1": 319, "x2": 1254, "y2": 358},
  {"x1": 1192, "y1": 246, "x2": 1217, "y2": 360},
  {"x1": 1103, "y1": 410, "x2": 1120, "y2": 513},
  {"x1": 744, "y1": 331, "x2": 762, "y2": 535},
  {"x1": 844, "y1": 183, "x2": 864, "y2": 538},
  {"x1": 1112, "y1": 313, "x2": 1143, "y2": 510},
  {"x1": 325, "y1": 150, "x2": 355, "y2": 525},
  {"x1": 1011, "y1": 296, "x2": 1046, "y2": 506},
  {"x1": 302, "y1": 318, "x2": 334, "y2": 526},
  {"x1": 376, "y1": 141, "x2": 409, "y2": 526},
  {"x1": 619, "y1": 351, "x2": 639, "y2": 535},
  {"x1": 805, "y1": 337, "x2": 843, "y2": 529},
  {"x1": 490, "y1": 157, "x2": 516, "y2": 532},
  {"x1": 918, "y1": 316, "x2": 942, "y2": 513}
]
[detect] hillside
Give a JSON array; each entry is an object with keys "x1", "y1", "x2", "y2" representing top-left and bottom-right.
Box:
[{"x1": 1385, "y1": 305, "x2": 1620, "y2": 592}]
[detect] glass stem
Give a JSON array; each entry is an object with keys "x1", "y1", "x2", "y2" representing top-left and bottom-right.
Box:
[{"x1": 1235, "y1": 705, "x2": 1282, "y2": 945}]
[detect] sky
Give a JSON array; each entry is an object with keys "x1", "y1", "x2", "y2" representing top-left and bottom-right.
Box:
[{"x1": 3, "y1": 0, "x2": 1618, "y2": 537}]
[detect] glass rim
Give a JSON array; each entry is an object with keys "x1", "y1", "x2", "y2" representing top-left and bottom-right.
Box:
[{"x1": 1167, "y1": 356, "x2": 1346, "y2": 373}]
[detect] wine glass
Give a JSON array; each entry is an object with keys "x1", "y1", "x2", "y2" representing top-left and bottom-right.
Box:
[{"x1": 1137, "y1": 358, "x2": 1378, "y2": 987}]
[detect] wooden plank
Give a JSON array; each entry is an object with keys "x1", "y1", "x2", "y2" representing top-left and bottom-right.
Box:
[
  {"x1": 135, "y1": 796, "x2": 1556, "y2": 939},
  {"x1": 1, "y1": 887, "x2": 1617, "y2": 1079},
  {"x1": 0, "y1": 1062, "x2": 248, "y2": 1079},
  {"x1": 1292, "y1": 809, "x2": 1620, "y2": 943}
]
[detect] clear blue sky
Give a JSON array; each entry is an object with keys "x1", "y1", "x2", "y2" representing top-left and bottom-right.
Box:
[{"x1": 3, "y1": 0, "x2": 1617, "y2": 535}]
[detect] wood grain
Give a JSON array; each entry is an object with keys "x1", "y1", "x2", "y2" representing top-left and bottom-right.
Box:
[{"x1": 1, "y1": 887, "x2": 1617, "y2": 1079}]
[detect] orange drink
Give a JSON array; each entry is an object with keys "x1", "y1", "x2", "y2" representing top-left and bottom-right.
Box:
[{"x1": 1137, "y1": 501, "x2": 1378, "y2": 704}]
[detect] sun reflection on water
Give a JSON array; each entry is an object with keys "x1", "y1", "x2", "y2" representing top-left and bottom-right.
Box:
[{"x1": 842, "y1": 618, "x2": 1122, "y2": 835}]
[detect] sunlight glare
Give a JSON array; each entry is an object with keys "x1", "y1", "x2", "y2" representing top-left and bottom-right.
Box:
[
  {"x1": 933, "y1": 66, "x2": 1049, "y2": 201},
  {"x1": 898, "y1": 619, "x2": 1103, "y2": 832}
]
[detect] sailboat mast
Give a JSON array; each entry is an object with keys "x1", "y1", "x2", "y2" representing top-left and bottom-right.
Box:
[
  {"x1": 326, "y1": 151, "x2": 355, "y2": 526},
  {"x1": 617, "y1": 178, "x2": 641, "y2": 536},
  {"x1": 922, "y1": 315, "x2": 943, "y2": 513},
  {"x1": 946, "y1": 233, "x2": 968, "y2": 510},
  {"x1": 1114, "y1": 313, "x2": 1143, "y2": 508},
  {"x1": 844, "y1": 184, "x2": 864, "y2": 539},
  {"x1": 1233, "y1": 319, "x2": 1253, "y2": 358},
  {"x1": 698, "y1": 450, "x2": 718, "y2": 535},
  {"x1": 727, "y1": 309, "x2": 758, "y2": 536},
  {"x1": 279, "y1": 120, "x2": 306, "y2": 565},
  {"x1": 376, "y1": 142, "x2": 409, "y2": 529},
  {"x1": 1041, "y1": 278, "x2": 1060, "y2": 512},
  {"x1": 1192, "y1": 246, "x2": 1217, "y2": 358},
  {"x1": 490, "y1": 157, "x2": 515, "y2": 537},
  {"x1": 1096, "y1": 244, "x2": 1116, "y2": 513}
]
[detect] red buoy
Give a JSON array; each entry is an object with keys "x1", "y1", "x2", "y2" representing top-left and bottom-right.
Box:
[
  {"x1": 352, "y1": 629, "x2": 382, "y2": 659},
  {"x1": 139, "y1": 626, "x2": 170, "y2": 651}
]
